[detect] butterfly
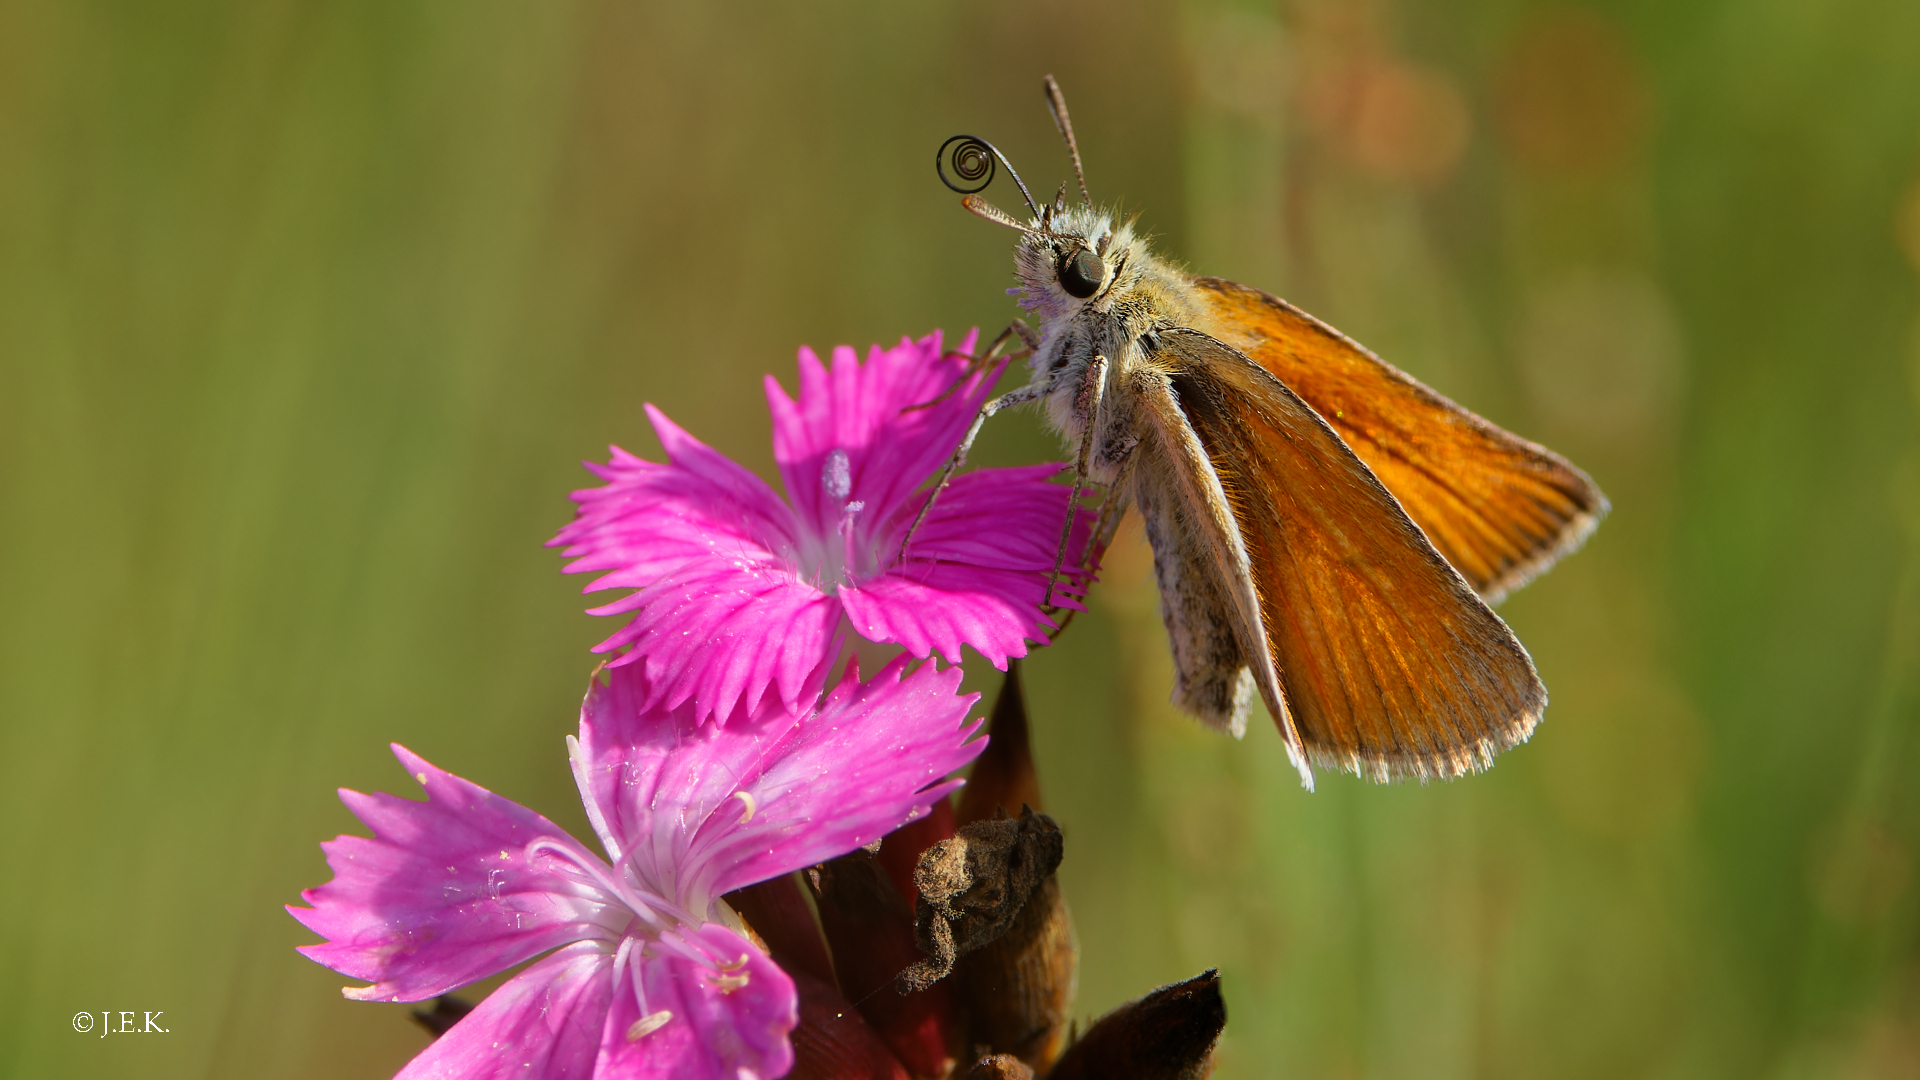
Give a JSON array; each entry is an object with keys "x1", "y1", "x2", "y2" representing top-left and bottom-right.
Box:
[{"x1": 918, "y1": 76, "x2": 1607, "y2": 789}]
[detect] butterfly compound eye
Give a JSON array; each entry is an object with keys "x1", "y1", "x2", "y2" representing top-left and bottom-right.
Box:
[{"x1": 1057, "y1": 248, "x2": 1105, "y2": 299}]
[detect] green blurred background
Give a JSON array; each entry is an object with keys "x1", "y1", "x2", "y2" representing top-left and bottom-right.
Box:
[{"x1": 4, "y1": 0, "x2": 1919, "y2": 1076}]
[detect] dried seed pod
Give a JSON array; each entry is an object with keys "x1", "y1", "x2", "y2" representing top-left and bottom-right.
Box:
[
  {"x1": 897, "y1": 807, "x2": 1077, "y2": 1072},
  {"x1": 727, "y1": 872, "x2": 837, "y2": 988},
  {"x1": 952, "y1": 870, "x2": 1076, "y2": 1070},
  {"x1": 899, "y1": 808, "x2": 1065, "y2": 991},
  {"x1": 956, "y1": 661, "x2": 1043, "y2": 826},
  {"x1": 964, "y1": 1053, "x2": 1037, "y2": 1080},
  {"x1": 1048, "y1": 969, "x2": 1226, "y2": 1080},
  {"x1": 789, "y1": 969, "x2": 912, "y2": 1080},
  {"x1": 811, "y1": 849, "x2": 960, "y2": 1079},
  {"x1": 878, "y1": 793, "x2": 956, "y2": 906}
]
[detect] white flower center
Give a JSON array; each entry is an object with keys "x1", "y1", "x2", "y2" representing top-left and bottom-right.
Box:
[{"x1": 522, "y1": 836, "x2": 753, "y2": 1041}]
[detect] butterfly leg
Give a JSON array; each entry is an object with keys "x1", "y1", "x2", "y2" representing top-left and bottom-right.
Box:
[
  {"x1": 904, "y1": 320, "x2": 1039, "y2": 412},
  {"x1": 897, "y1": 381, "x2": 1047, "y2": 561},
  {"x1": 1041, "y1": 459, "x2": 1133, "y2": 635},
  {"x1": 1080, "y1": 448, "x2": 1136, "y2": 569},
  {"x1": 1044, "y1": 355, "x2": 1108, "y2": 607}
]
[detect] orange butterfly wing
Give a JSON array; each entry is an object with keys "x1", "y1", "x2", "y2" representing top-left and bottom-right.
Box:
[
  {"x1": 1149, "y1": 328, "x2": 1545, "y2": 780},
  {"x1": 1191, "y1": 277, "x2": 1607, "y2": 603}
]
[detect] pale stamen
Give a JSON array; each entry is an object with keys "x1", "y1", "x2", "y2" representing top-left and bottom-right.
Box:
[
  {"x1": 626, "y1": 1010, "x2": 673, "y2": 1040},
  {"x1": 839, "y1": 500, "x2": 869, "y2": 579},
  {"x1": 565, "y1": 734, "x2": 623, "y2": 864}
]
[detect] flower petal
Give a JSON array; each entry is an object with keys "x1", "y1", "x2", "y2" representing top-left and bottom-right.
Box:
[
  {"x1": 553, "y1": 409, "x2": 799, "y2": 595},
  {"x1": 706, "y1": 657, "x2": 984, "y2": 895},
  {"x1": 587, "y1": 560, "x2": 844, "y2": 724},
  {"x1": 840, "y1": 570, "x2": 1035, "y2": 669},
  {"x1": 552, "y1": 405, "x2": 841, "y2": 724},
  {"x1": 393, "y1": 941, "x2": 613, "y2": 1080},
  {"x1": 593, "y1": 924, "x2": 796, "y2": 1080},
  {"x1": 896, "y1": 464, "x2": 1093, "y2": 571},
  {"x1": 765, "y1": 331, "x2": 991, "y2": 545},
  {"x1": 843, "y1": 465, "x2": 1097, "y2": 666},
  {"x1": 289, "y1": 746, "x2": 616, "y2": 1002},
  {"x1": 573, "y1": 659, "x2": 983, "y2": 915},
  {"x1": 556, "y1": 332, "x2": 1089, "y2": 712}
]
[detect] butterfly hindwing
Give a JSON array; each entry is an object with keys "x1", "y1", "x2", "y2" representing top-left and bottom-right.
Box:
[{"x1": 1130, "y1": 445, "x2": 1259, "y2": 738}]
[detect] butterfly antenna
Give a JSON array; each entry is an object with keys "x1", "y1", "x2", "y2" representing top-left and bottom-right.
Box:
[
  {"x1": 936, "y1": 134, "x2": 1041, "y2": 219},
  {"x1": 1043, "y1": 75, "x2": 1091, "y2": 208}
]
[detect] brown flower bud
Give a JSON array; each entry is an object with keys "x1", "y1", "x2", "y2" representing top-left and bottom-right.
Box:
[
  {"x1": 788, "y1": 969, "x2": 912, "y2": 1080},
  {"x1": 951, "y1": 869, "x2": 1076, "y2": 1072},
  {"x1": 1048, "y1": 969, "x2": 1226, "y2": 1080},
  {"x1": 811, "y1": 848, "x2": 960, "y2": 1079},
  {"x1": 956, "y1": 661, "x2": 1043, "y2": 826},
  {"x1": 727, "y1": 872, "x2": 837, "y2": 988}
]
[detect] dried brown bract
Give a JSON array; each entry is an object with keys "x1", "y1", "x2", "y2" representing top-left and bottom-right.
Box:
[
  {"x1": 937, "y1": 667, "x2": 1081, "y2": 1070},
  {"x1": 741, "y1": 643, "x2": 1218, "y2": 1079},
  {"x1": 898, "y1": 807, "x2": 1064, "y2": 993}
]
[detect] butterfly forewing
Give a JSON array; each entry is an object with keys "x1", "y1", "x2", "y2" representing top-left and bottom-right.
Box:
[
  {"x1": 1190, "y1": 278, "x2": 1607, "y2": 603},
  {"x1": 1150, "y1": 329, "x2": 1546, "y2": 781}
]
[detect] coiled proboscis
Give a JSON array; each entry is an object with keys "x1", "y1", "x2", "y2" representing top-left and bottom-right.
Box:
[{"x1": 937, "y1": 135, "x2": 998, "y2": 194}]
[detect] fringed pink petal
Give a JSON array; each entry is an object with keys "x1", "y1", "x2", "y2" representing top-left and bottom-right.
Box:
[
  {"x1": 840, "y1": 571, "x2": 1035, "y2": 668},
  {"x1": 894, "y1": 465, "x2": 1095, "y2": 571},
  {"x1": 393, "y1": 942, "x2": 613, "y2": 1080},
  {"x1": 593, "y1": 925, "x2": 796, "y2": 1080},
  {"x1": 553, "y1": 409, "x2": 799, "y2": 591},
  {"x1": 706, "y1": 656, "x2": 982, "y2": 895},
  {"x1": 842, "y1": 464, "x2": 1097, "y2": 666},
  {"x1": 574, "y1": 659, "x2": 983, "y2": 915},
  {"x1": 766, "y1": 330, "x2": 993, "y2": 546},
  {"x1": 585, "y1": 562, "x2": 843, "y2": 725},
  {"x1": 554, "y1": 330, "x2": 1103, "y2": 711},
  {"x1": 289, "y1": 747, "x2": 615, "y2": 1002}
]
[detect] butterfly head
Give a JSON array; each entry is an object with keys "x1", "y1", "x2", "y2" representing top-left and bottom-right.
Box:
[{"x1": 1007, "y1": 202, "x2": 1140, "y2": 321}]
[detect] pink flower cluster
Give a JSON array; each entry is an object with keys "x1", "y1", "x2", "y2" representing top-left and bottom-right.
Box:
[
  {"x1": 291, "y1": 332, "x2": 1089, "y2": 1079},
  {"x1": 551, "y1": 331, "x2": 1087, "y2": 721}
]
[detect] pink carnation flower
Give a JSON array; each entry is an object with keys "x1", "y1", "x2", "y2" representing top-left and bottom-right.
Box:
[
  {"x1": 290, "y1": 659, "x2": 984, "y2": 1080},
  {"x1": 551, "y1": 330, "x2": 1090, "y2": 724}
]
